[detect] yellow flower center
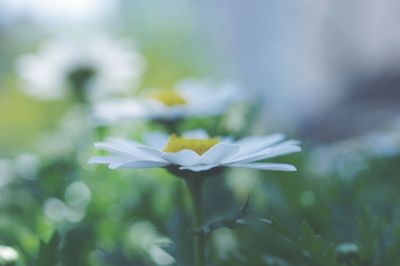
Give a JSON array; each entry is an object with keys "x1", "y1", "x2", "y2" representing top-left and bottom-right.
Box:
[
  {"x1": 164, "y1": 134, "x2": 219, "y2": 155},
  {"x1": 151, "y1": 90, "x2": 186, "y2": 106}
]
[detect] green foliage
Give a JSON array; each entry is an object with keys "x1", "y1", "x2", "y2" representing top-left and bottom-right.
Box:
[
  {"x1": 36, "y1": 232, "x2": 61, "y2": 266},
  {"x1": 262, "y1": 217, "x2": 336, "y2": 266},
  {"x1": 2, "y1": 132, "x2": 400, "y2": 265}
]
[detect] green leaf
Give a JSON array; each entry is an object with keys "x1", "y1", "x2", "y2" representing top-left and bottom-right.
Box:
[
  {"x1": 36, "y1": 231, "x2": 61, "y2": 266},
  {"x1": 260, "y1": 216, "x2": 296, "y2": 244},
  {"x1": 262, "y1": 217, "x2": 337, "y2": 266}
]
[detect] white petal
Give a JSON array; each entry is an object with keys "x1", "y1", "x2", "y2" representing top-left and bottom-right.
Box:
[
  {"x1": 89, "y1": 154, "x2": 168, "y2": 169},
  {"x1": 162, "y1": 150, "x2": 201, "y2": 166},
  {"x1": 95, "y1": 137, "x2": 146, "y2": 155},
  {"x1": 144, "y1": 100, "x2": 187, "y2": 120},
  {"x1": 232, "y1": 134, "x2": 286, "y2": 159},
  {"x1": 174, "y1": 84, "x2": 226, "y2": 117},
  {"x1": 227, "y1": 162, "x2": 297, "y2": 171},
  {"x1": 99, "y1": 138, "x2": 164, "y2": 160},
  {"x1": 89, "y1": 155, "x2": 131, "y2": 164},
  {"x1": 175, "y1": 79, "x2": 240, "y2": 115},
  {"x1": 200, "y1": 143, "x2": 239, "y2": 164},
  {"x1": 135, "y1": 145, "x2": 165, "y2": 158},
  {"x1": 104, "y1": 137, "x2": 143, "y2": 149},
  {"x1": 94, "y1": 142, "x2": 138, "y2": 156},
  {"x1": 182, "y1": 129, "x2": 209, "y2": 139},
  {"x1": 279, "y1": 140, "x2": 302, "y2": 146},
  {"x1": 225, "y1": 145, "x2": 301, "y2": 164},
  {"x1": 110, "y1": 160, "x2": 169, "y2": 169},
  {"x1": 93, "y1": 99, "x2": 148, "y2": 123},
  {"x1": 237, "y1": 133, "x2": 285, "y2": 146},
  {"x1": 179, "y1": 164, "x2": 218, "y2": 172},
  {"x1": 142, "y1": 132, "x2": 169, "y2": 149}
]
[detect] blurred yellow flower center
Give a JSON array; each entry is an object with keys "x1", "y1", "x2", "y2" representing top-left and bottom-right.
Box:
[
  {"x1": 164, "y1": 134, "x2": 219, "y2": 155},
  {"x1": 152, "y1": 90, "x2": 186, "y2": 106}
]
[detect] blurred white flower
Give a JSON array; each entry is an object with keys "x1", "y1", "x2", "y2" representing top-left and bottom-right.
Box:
[
  {"x1": 309, "y1": 119, "x2": 400, "y2": 179},
  {"x1": 15, "y1": 35, "x2": 145, "y2": 102},
  {"x1": 92, "y1": 79, "x2": 241, "y2": 123},
  {"x1": 363, "y1": 129, "x2": 400, "y2": 158},
  {"x1": 89, "y1": 129, "x2": 300, "y2": 173},
  {"x1": 0, "y1": 0, "x2": 115, "y2": 31},
  {"x1": 0, "y1": 245, "x2": 18, "y2": 263},
  {"x1": 309, "y1": 142, "x2": 368, "y2": 179}
]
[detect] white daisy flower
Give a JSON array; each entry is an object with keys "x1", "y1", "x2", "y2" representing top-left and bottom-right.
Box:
[
  {"x1": 89, "y1": 130, "x2": 301, "y2": 173},
  {"x1": 15, "y1": 35, "x2": 145, "y2": 102},
  {"x1": 92, "y1": 79, "x2": 241, "y2": 124}
]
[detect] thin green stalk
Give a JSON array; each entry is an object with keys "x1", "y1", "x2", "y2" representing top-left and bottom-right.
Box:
[
  {"x1": 184, "y1": 177, "x2": 205, "y2": 266},
  {"x1": 158, "y1": 119, "x2": 183, "y2": 134}
]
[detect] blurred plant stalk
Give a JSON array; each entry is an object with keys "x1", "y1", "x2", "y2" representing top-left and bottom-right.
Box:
[{"x1": 184, "y1": 177, "x2": 205, "y2": 266}]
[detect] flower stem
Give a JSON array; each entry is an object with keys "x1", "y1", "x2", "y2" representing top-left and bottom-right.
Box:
[
  {"x1": 157, "y1": 119, "x2": 182, "y2": 134},
  {"x1": 184, "y1": 177, "x2": 205, "y2": 266}
]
